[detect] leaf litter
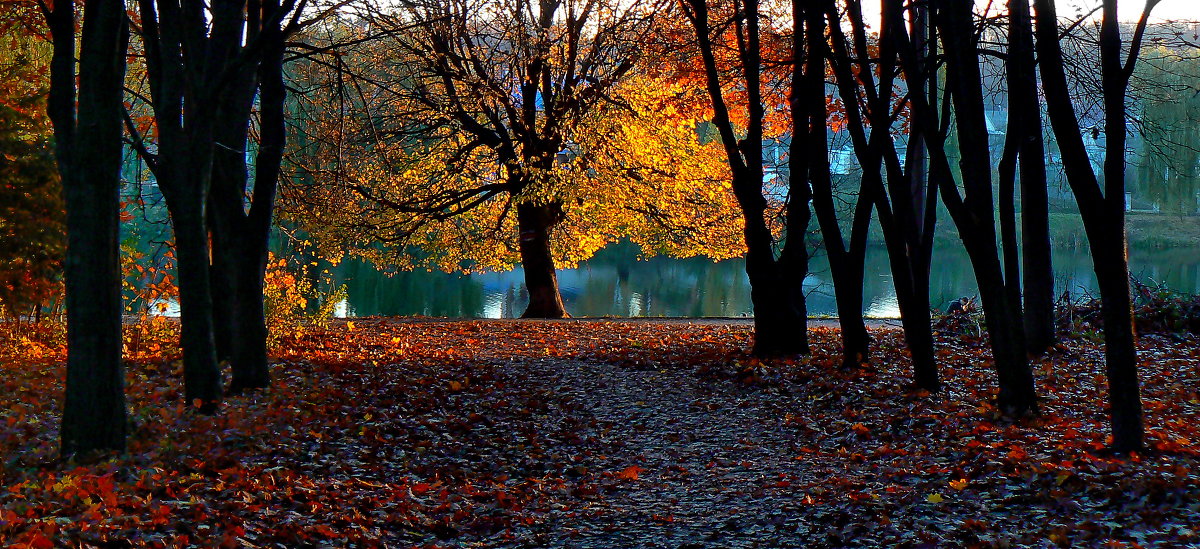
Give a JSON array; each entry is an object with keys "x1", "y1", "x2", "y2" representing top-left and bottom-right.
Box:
[{"x1": 0, "y1": 318, "x2": 1197, "y2": 548}]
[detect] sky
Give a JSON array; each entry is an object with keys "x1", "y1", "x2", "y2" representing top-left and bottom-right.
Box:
[{"x1": 854, "y1": 0, "x2": 1200, "y2": 26}]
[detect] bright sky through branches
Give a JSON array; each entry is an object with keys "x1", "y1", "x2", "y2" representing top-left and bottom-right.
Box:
[{"x1": 854, "y1": 0, "x2": 1198, "y2": 26}]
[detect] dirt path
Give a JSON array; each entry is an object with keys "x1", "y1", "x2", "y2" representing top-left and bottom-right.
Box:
[{"x1": 504, "y1": 358, "x2": 851, "y2": 548}]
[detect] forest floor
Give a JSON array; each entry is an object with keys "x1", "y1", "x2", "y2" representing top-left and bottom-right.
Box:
[{"x1": 1, "y1": 318, "x2": 1199, "y2": 548}]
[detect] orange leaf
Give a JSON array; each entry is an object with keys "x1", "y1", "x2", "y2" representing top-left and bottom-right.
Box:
[{"x1": 616, "y1": 466, "x2": 644, "y2": 480}]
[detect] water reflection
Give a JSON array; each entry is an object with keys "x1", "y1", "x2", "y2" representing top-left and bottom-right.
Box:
[{"x1": 335, "y1": 241, "x2": 1200, "y2": 319}]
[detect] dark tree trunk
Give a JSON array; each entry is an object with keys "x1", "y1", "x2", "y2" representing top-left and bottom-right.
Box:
[
  {"x1": 801, "y1": 1, "x2": 869, "y2": 367},
  {"x1": 746, "y1": 264, "x2": 809, "y2": 357},
  {"x1": 167, "y1": 194, "x2": 224, "y2": 412},
  {"x1": 1096, "y1": 0, "x2": 1145, "y2": 452},
  {"x1": 208, "y1": 93, "x2": 253, "y2": 367},
  {"x1": 48, "y1": 0, "x2": 130, "y2": 457},
  {"x1": 517, "y1": 202, "x2": 568, "y2": 319},
  {"x1": 969, "y1": 241, "x2": 1038, "y2": 414},
  {"x1": 683, "y1": 0, "x2": 809, "y2": 356},
  {"x1": 1094, "y1": 235, "x2": 1143, "y2": 450},
  {"x1": 136, "y1": 0, "x2": 289, "y2": 403},
  {"x1": 747, "y1": 186, "x2": 809, "y2": 356},
  {"x1": 825, "y1": 0, "x2": 938, "y2": 387},
  {"x1": 1008, "y1": 0, "x2": 1056, "y2": 355},
  {"x1": 1032, "y1": 0, "x2": 1147, "y2": 451},
  {"x1": 921, "y1": 0, "x2": 1037, "y2": 415},
  {"x1": 209, "y1": 217, "x2": 238, "y2": 365},
  {"x1": 207, "y1": 59, "x2": 263, "y2": 391},
  {"x1": 231, "y1": 16, "x2": 287, "y2": 391},
  {"x1": 209, "y1": 11, "x2": 285, "y2": 392},
  {"x1": 230, "y1": 249, "x2": 271, "y2": 390},
  {"x1": 998, "y1": 130, "x2": 1023, "y2": 328}
]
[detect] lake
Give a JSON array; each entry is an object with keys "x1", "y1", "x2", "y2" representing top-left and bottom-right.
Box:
[{"x1": 333, "y1": 241, "x2": 1200, "y2": 319}]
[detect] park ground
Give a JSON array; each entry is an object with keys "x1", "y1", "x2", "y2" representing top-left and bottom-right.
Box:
[{"x1": 1, "y1": 318, "x2": 1198, "y2": 548}]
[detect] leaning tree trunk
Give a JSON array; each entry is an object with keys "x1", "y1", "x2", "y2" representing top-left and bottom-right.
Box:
[
  {"x1": 51, "y1": 0, "x2": 130, "y2": 457},
  {"x1": 517, "y1": 202, "x2": 568, "y2": 319},
  {"x1": 928, "y1": 0, "x2": 1037, "y2": 416},
  {"x1": 967, "y1": 240, "x2": 1038, "y2": 415}
]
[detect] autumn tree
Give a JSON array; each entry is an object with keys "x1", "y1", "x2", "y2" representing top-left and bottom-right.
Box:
[
  {"x1": 677, "y1": 0, "x2": 812, "y2": 356},
  {"x1": 797, "y1": 0, "x2": 876, "y2": 368},
  {"x1": 128, "y1": 0, "x2": 313, "y2": 401},
  {"x1": 0, "y1": 24, "x2": 63, "y2": 319},
  {"x1": 1000, "y1": 0, "x2": 1055, "y2": 356},
  {"x1": 825, "y1": 0, "x2": 941, "y2": 389},
  {"x1": 866, "y1": 0, "x2": 1039, "y2": 413},
  {"x1": 40, "y1": 0, "x2": 130, "y2": 455},
  {"x1": 281, "y1": 1, "x2": 742, "y2": 317},
  {"x1": 1033, "y1": 0, "x2": 1159, "y2": 451}
]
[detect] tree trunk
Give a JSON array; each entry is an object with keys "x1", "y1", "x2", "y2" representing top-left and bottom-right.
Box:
[
  {"x1": 209, "y1": 216, "x2": 238, "y2": 364},
  {"x1": 968, "y1": 241, "x2": 1038, "y2": 415},
  {"x1": 517, "y1": 202, "x2": 568, "y2": 318},
  {"x1": 1097, "y1": 0, "x2": 1144, "y2": 451},
  {"x1": 902, "y1": 290, "x2": 938, "y2": 390},
  {"x1": 684, "y1": 0, "x2": 809, "y2": 357},
  {"x1": 208, "y1": 81, "x2": 263, "y2": 391},
  {"x1": 168, "y1": 196, "x2": 223, "y2": 412},
  {"x1": 229, "y1": 249, "x2": 271, "y2": 391},
  {"x1": 802, "y1": 1, "x2": 868, "y2": 367},
  {"x1": 61, "y1": 180, "x2": 128, "y2": 456},
  {"x1": 1032, "y1": 0, "x2": 1146, "y2": 450},
  {"x1": 207, "y1": 89, "x2": 253, "y2": 367},
  {"x1": 1094, "y1": 236, "x2": 1143, "y2": 451},
  {"x1": 51, "y1": 0, "x2": 130, "y2": 457},
  {"x1": 930, "y1": 0, "x2": 1037, "y2": 415},
  {"x1": 1008, "y1": 0, "x2": 1055, "y2": 355},
  {"x1": 228, "y1": 16, "x2": 287, "y2": 392},
  {"x1": 825, "y1": 1, "x2": 937, "y2": 385},
  {"x1": 747, "y1": 269, "x2": 808, "y2": 357},
  {"x1": 832, "y1": 265, "x2": 869, "y2": 366}
]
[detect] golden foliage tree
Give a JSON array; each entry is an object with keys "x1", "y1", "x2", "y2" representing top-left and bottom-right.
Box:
[{"x1": 282, "y1": 4, "x2": 741, "y2": 317}]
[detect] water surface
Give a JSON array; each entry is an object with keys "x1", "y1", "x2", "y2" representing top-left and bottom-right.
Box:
[{"x1": 335, "y1": 242, "x2": 1200, "y2": 319}]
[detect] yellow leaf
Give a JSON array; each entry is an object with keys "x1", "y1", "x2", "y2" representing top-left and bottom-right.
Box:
[
  {"x1": 949, "y1": 479, "x2": 968, "y2": 490},
  {"x1": 926, "y1": 493, "x2": 944, "y2": 503},
  {"x1": 346, "y1": 321, "x2": 356, "y2": 331}
]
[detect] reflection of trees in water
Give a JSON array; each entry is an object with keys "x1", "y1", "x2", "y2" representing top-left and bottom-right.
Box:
[
  {"x1": 338, "y1": 260, "x2": 487, "y2": 317},
  {"x1": 570, "y1": 253, "x2": 753, "y2": 317},
  {"x1": 337, "y1": 242, "x2": 1200, "y2": 318}
]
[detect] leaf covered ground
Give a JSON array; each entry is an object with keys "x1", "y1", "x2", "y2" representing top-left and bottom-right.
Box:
[{"x1": 1, "y1": 318, "x2": 1198, "y2": 548}]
